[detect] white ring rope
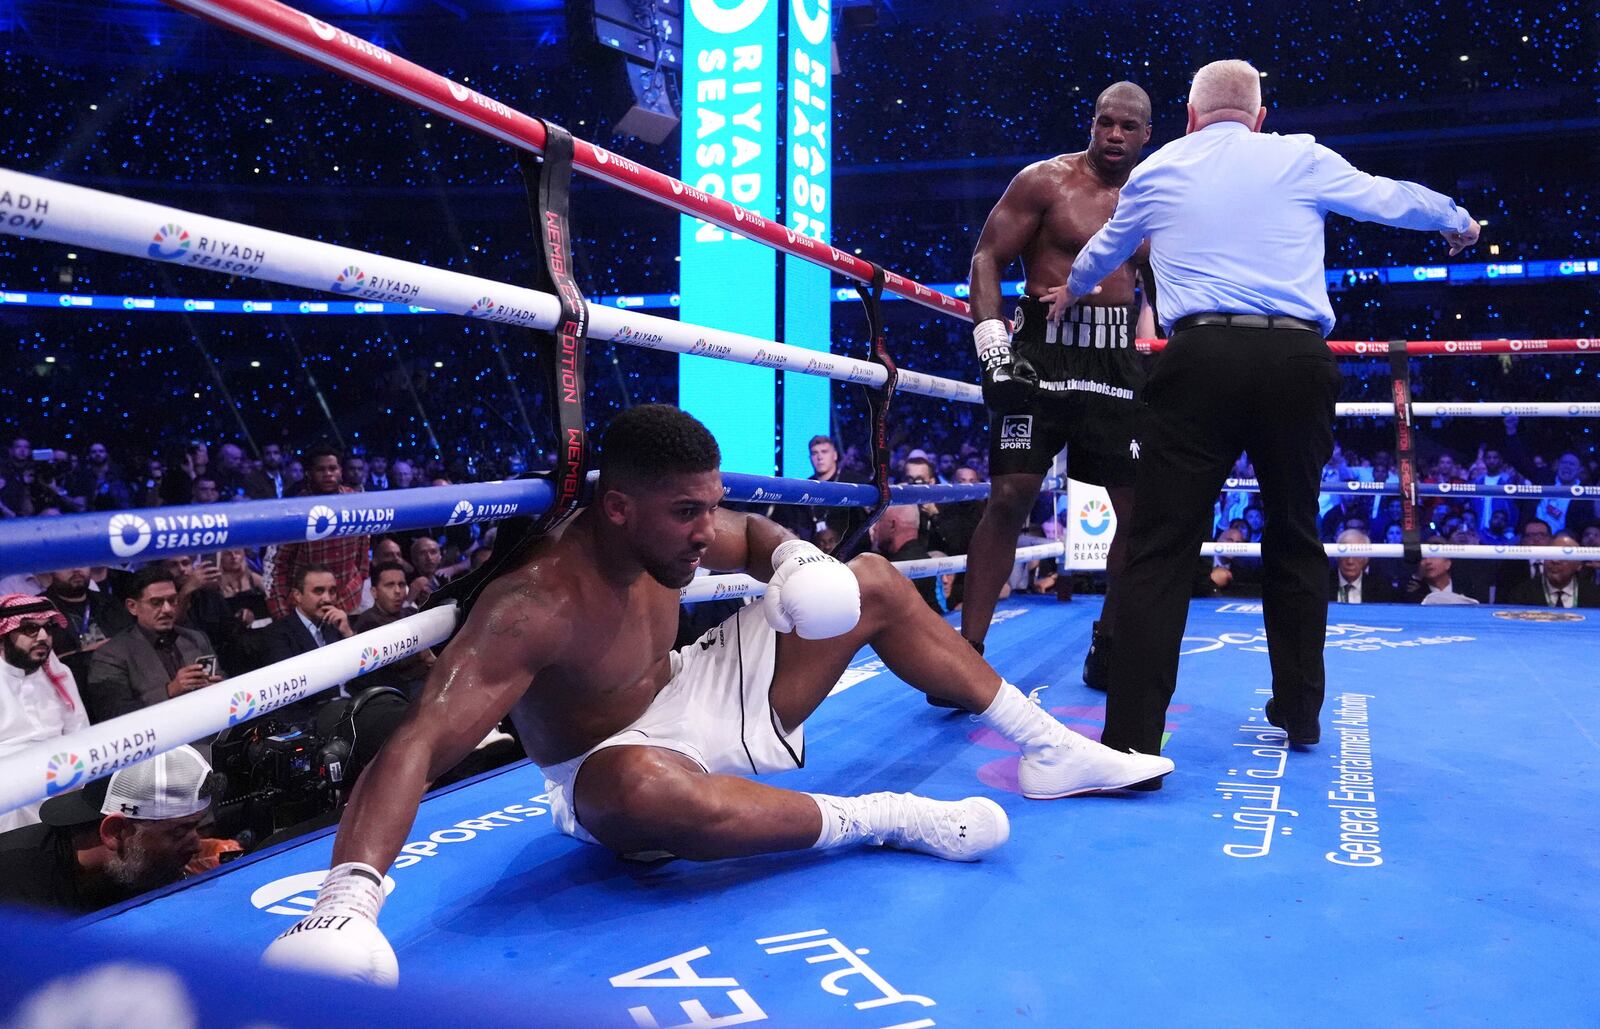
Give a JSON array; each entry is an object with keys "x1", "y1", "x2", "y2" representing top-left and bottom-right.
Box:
[
  {"x1": 1201, "y1": 543, "x2": 1600, "y2": 560},
  {"x1": 10, "y1": 168, "x2": 1597, "y2": 420},
  {"x1": 1336, "y1": 402, "x2": 1600, "y2": 418},
  {"x1": 0, "y1": 604, "x2": 456, "y2": 818},
  {"x1": 0, "y1": 168, "x2": 978, "y2": 406}
]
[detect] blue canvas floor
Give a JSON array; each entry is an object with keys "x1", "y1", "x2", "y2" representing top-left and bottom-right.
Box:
[{"x1": 77, "y1": 597, "x2": 1600, "y2": 1026}]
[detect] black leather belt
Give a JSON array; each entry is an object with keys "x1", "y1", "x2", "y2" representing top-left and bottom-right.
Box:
[{"x1": 1172, "y1": 312, "x2": 1323, "y2": 335}]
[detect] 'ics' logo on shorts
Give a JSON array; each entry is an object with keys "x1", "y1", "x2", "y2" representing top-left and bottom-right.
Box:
[{"x1": 999, "y1": 415, "x2": 1033, "y2": 450}]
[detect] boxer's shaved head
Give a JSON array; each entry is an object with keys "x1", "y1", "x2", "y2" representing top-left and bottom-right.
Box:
[{"x1": 1096, "y1": 81, "x2": 1151, "y2": 124}]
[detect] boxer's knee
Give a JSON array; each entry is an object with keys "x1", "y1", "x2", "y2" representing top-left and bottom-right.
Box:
[
  {"x1": 575, "y1": 747, "x2": 710, "y2": 852},
  {"x1": 847, "y1": 551, "x2": 907, "y2": 614}
]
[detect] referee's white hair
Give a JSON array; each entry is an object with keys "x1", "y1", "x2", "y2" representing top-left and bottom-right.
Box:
[
  {"x1": 1189, "y1": 59, "x2": 1263, "y2": 118},
  {"x1": 1336, "y1": 528, "x2": 1372, "y2": 546}
]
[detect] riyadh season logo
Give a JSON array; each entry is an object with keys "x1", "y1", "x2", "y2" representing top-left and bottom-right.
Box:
[
  {"x1": 330, "y1": 265, "x2": 366, "y2": 294},
  {"x1": 108, "y1": 512, "x2": 153, "y2": 558},
  {"x1": 466, "y1": 296, "x2": 496, "y2": 318},
  {"x1": 357, "y1": 646, "x2": 382, "y2": 673},
  {"x1": 45, "y1": 752, "x2": 85, "y2": 795},
  {"x1": 306, "y1": 504, "x2": 338, "y2": 542},
  {"x1": 446, "y1": 500, "x2": 475, "y2": 526},
  {"x1": 305, "y1": 14, "x2": 338, "y2": 40},
  {"x1": 448, "y1": 79, "x2": 472, "y2": 102},
  {"x1": 148, "y1": 223, "x2": 191, "y2": 260},
  {"x1": 1078, "y1": 499, "x2": 1113, "y2": 537},
  {"x1": 228, "y1": 690, "x2": 258, "y2": 726}
]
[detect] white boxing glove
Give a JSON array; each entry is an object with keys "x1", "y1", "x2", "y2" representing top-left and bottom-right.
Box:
[
  {"x1": 263, "y1": 862, "x2": 398, "y2": 987},
  {"x1": 763, "y1": 539, "x2": 861, "y2": 640}
]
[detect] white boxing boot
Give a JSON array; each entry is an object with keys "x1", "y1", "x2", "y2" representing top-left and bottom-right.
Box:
[
  {"x1": 983, "y1": 683, "x2": 1174, "y2": 798},
  {"x1": 810, "y1": 791, "x2": 1009, "y2": 861}
]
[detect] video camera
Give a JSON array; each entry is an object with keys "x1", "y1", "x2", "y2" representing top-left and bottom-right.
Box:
[{"x1": 211, "y1": 685, "x2": 409, "y2": 844}]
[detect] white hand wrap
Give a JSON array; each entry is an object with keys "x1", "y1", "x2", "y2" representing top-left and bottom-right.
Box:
[
  {"x1": 763, "y1": 539, "x2": 861, "y2": 640},
  {"x1": 972, "y1": 319, "x2": 1013, "y2": 374},
  {"x1": 262, "y1": 862, "x2": 399, "y2": 986}
]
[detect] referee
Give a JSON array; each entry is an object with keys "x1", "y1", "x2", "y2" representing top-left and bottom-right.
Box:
[{"x1": 1047, "y1": 59, "x2": 1479, "y2": 760}]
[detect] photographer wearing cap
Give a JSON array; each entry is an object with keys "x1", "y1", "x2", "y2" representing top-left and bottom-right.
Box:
[{"x1": 0, "y1": 746, "x2": 215, "y2": 914}]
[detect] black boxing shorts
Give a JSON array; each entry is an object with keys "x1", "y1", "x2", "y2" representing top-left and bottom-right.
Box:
[{"x1": 986, "y1": 295, "x2": 1145, "y2": 487}]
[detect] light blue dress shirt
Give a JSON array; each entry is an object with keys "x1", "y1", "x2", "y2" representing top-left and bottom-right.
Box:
[{"x1": 1067, "y1": 121, "x2": 1472, "y2": 336}]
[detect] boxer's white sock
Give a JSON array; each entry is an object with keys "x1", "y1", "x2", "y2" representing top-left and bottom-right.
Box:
[
  {"x1": 808, "y1": 792, "x2": 869, "y2": 849},
  {"x1": 980, "y1": 680, "x2": 1072, "y2": 753}
]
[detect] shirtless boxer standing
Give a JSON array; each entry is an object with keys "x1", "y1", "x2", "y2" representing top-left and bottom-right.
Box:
[
  {"x1": 264, "y1": 405, "x2": 1173, "y2": 983},
  {"x1": 962, "y1": 82, "x2": 1157, "y2": 692}
]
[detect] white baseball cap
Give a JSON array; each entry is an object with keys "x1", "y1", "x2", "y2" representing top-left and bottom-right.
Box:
[{"x1": 41, "y1": 746, "x2": 215, "y2": 826}]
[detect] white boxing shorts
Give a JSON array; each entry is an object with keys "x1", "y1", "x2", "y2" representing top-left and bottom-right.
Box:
[{"x1": 537, "y1": 604, "x2": 804, "y2": 845}]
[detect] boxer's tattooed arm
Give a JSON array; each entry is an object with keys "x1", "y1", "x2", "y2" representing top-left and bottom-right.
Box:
[
  {"x1": 331, "y1": 574, "x2": 568, "y2": 874},
  {"x1": 487, "y1": 609, "x2": 532, "y2": 639}
]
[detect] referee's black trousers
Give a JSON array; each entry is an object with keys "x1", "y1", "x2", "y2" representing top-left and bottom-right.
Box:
[{"x1": 1101, "y1": 323, "x2": 1341, "y2": 755}]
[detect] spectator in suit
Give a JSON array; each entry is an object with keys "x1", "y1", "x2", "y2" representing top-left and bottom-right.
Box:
[
  {"x1": 1494, "y1": 517, "x2": 1553, "y2": 602},
  {"x1": 1504, "y1": 533, "x2": 1600, "y2": 608},
  {"x1": 365, "y1": 454, "x2": 391, "y2": 491},
  {"x1": 389, "y1": 459, "x2": 417, "y2": 490},
  {"x1": 1581, "y1": 523, "x2": 1600, "y2": 589},
  {"x1": 244, "y1": 442, "x2": 288, "y2": 500},
  {"x1": 351, "y1": 562, "x2": 433, "y2": 696},
  {"x1": 1195, "y1": 527, "x2": 1261, "y2": 598},
  {"x1": 84, "y1": 568, "x2": 222, "y2": 724},
  {"x1": 1328, "y1": 529, "x2": 1396, "y2": 604},
  {"x1": 0, "y1": 595, "x2": 91, "y2": 832},
  {"x1": 1402, "y1": 538, "x2": 1477, "y2": 604},
  {"x1": 253, "y1": 564, "x2": 354, "y2": 671},
  {"x1": 263, "y1": 447, "x2": 369, "y2": 619}
]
